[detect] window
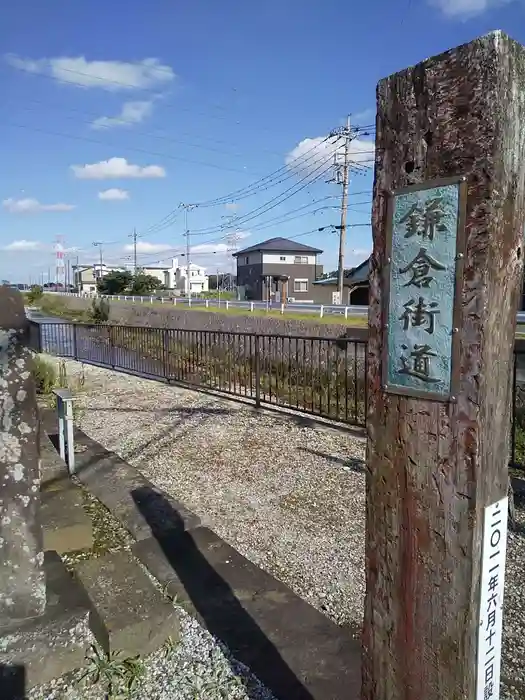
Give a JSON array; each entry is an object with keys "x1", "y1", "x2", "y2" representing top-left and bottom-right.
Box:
[
  {"x1": 294, "y1": 279, "x2": 308, "y2": 293},
  {"x1": 245, "y1": 256, "x2": 249, "y2": 265},
  {"x1": 294, "y1": 255, "x2": 308, "y2": 264},
  {"x1": 279, "y1": 256, "x2": 286, "y2": 261}
]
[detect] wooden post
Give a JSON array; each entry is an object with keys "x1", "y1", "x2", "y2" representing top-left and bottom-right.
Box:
[{"x1": 364, "y1": 32, "x2": 525, "y2": 700}]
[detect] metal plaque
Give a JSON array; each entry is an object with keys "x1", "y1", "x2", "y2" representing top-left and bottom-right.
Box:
[{"x1": 382, "y1": 176, "x2": 467, "y2": 401}]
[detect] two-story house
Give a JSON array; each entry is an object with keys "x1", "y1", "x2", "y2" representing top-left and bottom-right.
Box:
[
  {"x1": 234, "y1": 237, "x2": 323, "y2": 302},
  {"x1": 174, "y1": 262, "x2": 209, "y2": 295}
]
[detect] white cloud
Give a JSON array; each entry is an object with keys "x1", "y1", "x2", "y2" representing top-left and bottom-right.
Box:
[
  {"x1": 4, "y1": 239, "x2": 41, "y2": 251},
  {"x1": 429, "y1": 0, "x2": 512, "y2": 16},
  {"x1": 71, "y1": 157, "x2": 166, "y2": 180},
  {"x1": 5, "y1": 54, "x2": 175, "y2": 91},
  {"x1": 2, "y1": 197, "x2": 76, "y2": 214},
  {"x1": 286, "y1": 135, "x2": 374, "y2": 175},
  {"x1": 352, "y1": 108, "x2": 374, "y2": 123},
  {"x1": 348, "y1": 247, "x2": 371, "y2": 261},
  {"x1": 123, "y1": 241, "x2": 171, "y2": 253},
  {"x1": 98, "y1": 188, "x2": 129, "y2": 201},
  {"x1": 92, "y1": 100, "x2": 154, "y2": 129},
  {"x1": 224, "y1": 202, "x2": 238, "y2": 212}
]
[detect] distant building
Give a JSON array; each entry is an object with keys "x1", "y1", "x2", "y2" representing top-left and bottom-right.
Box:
[
  {"x1": 312, "y1": 258, "x2": 370, "y2": 305},
  {"x1": 73, "y1": 263, "x2": 124, "y2": 294},
  {"x1": 173, "y1": 262, "x2": 209, "y2": 295},
  {"x1": 233, "y1": 237, "x2": 323, "y2": 302},
  {"x1": 73, "y1": 257, "x2": 209, "y2": 295}
]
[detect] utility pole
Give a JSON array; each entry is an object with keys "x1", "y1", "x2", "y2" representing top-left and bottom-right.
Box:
[
  {"x1": 179, "y1": 203, "x2": 196, "y2": 298},
  {"x1": 92, "y1": 242, "x2": 104, "y2": 290},
  {"x1": 329, "y1": 116, "x2": 352, "y2": 304},
  {"x1": 129, "y1": 229, "x2": 138, "y2": 275}
]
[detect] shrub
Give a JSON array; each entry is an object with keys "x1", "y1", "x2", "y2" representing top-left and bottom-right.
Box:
[
  {"x1": 32, "y1": 356, "x2": 56, "y2": 394},
  {"x1": 26, "y1": 285, "x2": 44, "y2": 305},
  {"x1": 90, "y1": 298, "x2": 110, "y2": 324}
]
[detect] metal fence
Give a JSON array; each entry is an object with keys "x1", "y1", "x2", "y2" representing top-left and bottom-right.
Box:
[
  {"x1": 512, "y1": 341, "x2": 525, "y2": 470},
  {"x1": 31, "y1": 320, "x2": 525, "y2": 469},
  {"x1": 32, "y1": 321, "x2": 367, "y2": 427}
]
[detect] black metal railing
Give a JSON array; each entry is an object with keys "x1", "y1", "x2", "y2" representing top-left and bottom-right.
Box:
[
  {"x1": 31, "y1": 320, "x2": 525, "y2": 470},
  {"x1": 511, "y1": 341, "x2": 525, "y2": 470},
  {"x1": 33, "y1": 321, "x2": 367, "y2": 427}
]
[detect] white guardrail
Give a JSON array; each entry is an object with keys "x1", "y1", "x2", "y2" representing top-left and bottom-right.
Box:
[
  {"x1": 47, "y1": 292, "x2": 525, "y2": 323},
  {"x1": 51, "y1": 291, "x2": 368, "y2": 319}
]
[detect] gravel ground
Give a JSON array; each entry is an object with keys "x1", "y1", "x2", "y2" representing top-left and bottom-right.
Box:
[
  {"x1": 29, "y1": 611, "x2": 275, "y2": 700},
  {"x1": 44, "y1": 358, "x2": 525, "y2": 697},
  {"x1": 56, "y1": 358, "x2": 367, "y2": 633}
]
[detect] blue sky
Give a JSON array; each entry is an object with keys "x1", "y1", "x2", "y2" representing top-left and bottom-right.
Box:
[{"x1": 0, "y1": 0, "x2": 520, "y2": 283}]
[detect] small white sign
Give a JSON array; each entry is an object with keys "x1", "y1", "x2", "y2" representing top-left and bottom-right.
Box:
[{"x1": 476, "y1": 496, "x2": 508, "y2": 700}]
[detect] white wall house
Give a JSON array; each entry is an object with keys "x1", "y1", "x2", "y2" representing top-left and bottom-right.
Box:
[{"x1": 174, "y1": 262, "x2": 209, "y2": 294}]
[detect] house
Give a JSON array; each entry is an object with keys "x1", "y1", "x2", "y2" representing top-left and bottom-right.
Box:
[
  {"x1": 173, "y1": 262, "x2": 209, "y2": 295},
  {"x1": 134, "y1": 259, "x2": 208, "y2": 294},
  {"x1": 312, "y1": 257, "x2": 370, "y2": 305},
  {"x1": 233, "y1": 237, "x2": 323, "y2": 302},
  {"x1": 73, "y1": 264, "x2": 125, "y2": 294}
]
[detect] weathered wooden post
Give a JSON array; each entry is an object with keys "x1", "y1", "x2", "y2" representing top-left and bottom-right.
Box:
[{"x1": 364, "y1": 32, "x2": 525, "y2": 700}]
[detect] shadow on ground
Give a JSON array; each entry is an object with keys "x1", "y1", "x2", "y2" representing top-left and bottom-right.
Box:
[
  {"x1": 132, "y1": 485, "x2": 316, "y2": 700},
  {"x1": 0, "y1": 664, "x2": 26, "y2": 700},
  {"x1": 299, "y1": 447, "x2": 365, "y2": 473}
]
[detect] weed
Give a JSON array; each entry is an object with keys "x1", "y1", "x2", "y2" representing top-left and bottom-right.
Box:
[
  {"x1": 179, "y1": 651, "x2": 244, "y2": 699},
  {"x1": 163, "y1": 635, "x2": 179, "y2": 657},
  {"x1": 161, "y1": 580, "x2": 190, "y2": 612},
  {"x1": 58, "y1": 359, "x2": 67, "y2": 387},
  {"x1": 32, "y1": 356, "x2": 57, "y2": 394},
  {"x1": 91, "y1": 297, "x2": 111, "y2": 324},
  {"x1": 26, "y1": 284, "x2": 44, "y2": 305},
  {"x1": 79, "y1": 644, "x2": 144, "y2": 699}
]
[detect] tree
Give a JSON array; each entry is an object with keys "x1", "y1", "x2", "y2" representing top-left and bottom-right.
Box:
[
  {"x1": 130, "y1": 274, "x2": 159, "y2": 296},
  {"x1": 97, "y1": 271, "x2": 133, "y2": 296},
  {"x1": 26, "y1": 284, "x2": 44, "y2": 304}
]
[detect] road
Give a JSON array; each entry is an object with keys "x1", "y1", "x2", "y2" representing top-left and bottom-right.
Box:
[{"x1": 51, "y1": 292, "x2": 525, "y2": 323}]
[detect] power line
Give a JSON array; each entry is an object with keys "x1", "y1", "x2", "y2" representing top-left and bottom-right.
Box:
[
  {"x1": 4, "y1": 58, "x2": 283, "y2": 137},
  {"x1": 0, "y1": 118, "x2": 267, "y2": 176},
  {"x1": 189, "y1": 156, "x2": 339, "y2": 236},
  {"x1": 115, "y1": 227, "x2": 327, "y2": 269},
  {"x1": 132, "y1": 142, "x2": 343, "y2": 241},
  {"x1": 8, "y1": 97, "x2": 287, "y2": 161},
  {"x1": 7, "y1": 97, "x2": 283, "y2": 157}
]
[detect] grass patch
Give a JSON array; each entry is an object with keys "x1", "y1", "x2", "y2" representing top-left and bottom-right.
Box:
[
  {"x1": 80, "y1": 644, "x2": 145, "y2": 699},
  {"x1": 39, "y1": 294, "x2": 92, "y2": 322},
  {"x1": 32, "y1": 355, "x2": 57, "y2": 394},
  {"x1": 165, "y1": 302, "x2": 368, "y2": 326}
]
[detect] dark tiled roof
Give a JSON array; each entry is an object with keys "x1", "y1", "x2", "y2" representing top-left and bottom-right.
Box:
[
  {"x1": 313, "y1": 256, "x2": 370, "y2": 286},
  {"x1": 234, "y1": 236, "x2": 323, "y2": 256}
]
